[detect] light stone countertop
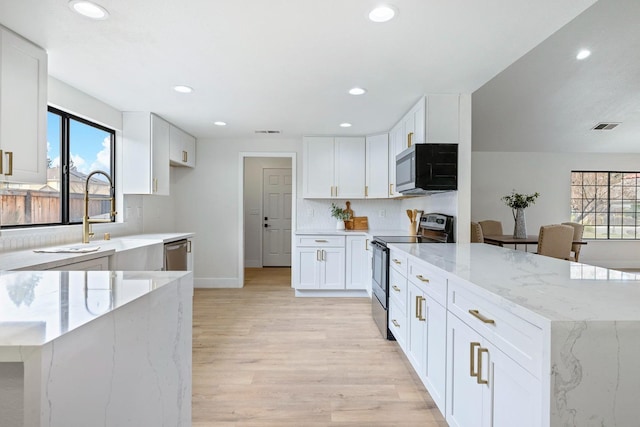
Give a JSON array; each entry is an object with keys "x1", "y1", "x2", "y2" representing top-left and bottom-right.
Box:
[
  {"x1": 295, "y1": 229, "x2": 416, "y2": 237},
  {"x1": 0, "y1": 270, "x2": 191, "y2": 351},
  {"x1": 0, "y1": 232, "x2": 194, "y2": 271},
  {"x1": 389, "y1": 242, "x2": 640, "y2": 323}
]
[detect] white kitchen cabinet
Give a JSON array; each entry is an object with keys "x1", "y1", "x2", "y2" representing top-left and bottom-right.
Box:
[
  {"x1": 169, "y1": 125, "x2": 196, "y2": 168},
  {"x1": 388, "y1": 123, "x2": 404, "y2": 198},
  {"x1": 365, "y1": 134, "x2": 388, "y2": 198},
  {"x1": 294, "y1": 235, "x2": 345, "y2": 290},
  {"x1": 0, "y1": 27, "x2": 47, "y2": 184},
  {"x1": 446, "y1": 313, "x2": 541, "y2": 427},
  {"x1": 334, "y1": 137, "x2": 365, "y2": 198},
  {"x1": 46, "y1": 256, "x2": 110, "y2": 271},
  {"x1": 302, "y1": 136, "x2": 366, "y2": 199},
  {"x1": 345, "y1": 235, "x2": 370, "y2": 292},
  {"x1": 407, "y1": 282, "x2": 447, "y2": 412},
  {"x1": 303, "y1": 137, "x2": 334, "y2": 198},
  {"x1": 122, "y1": 112, "x2": 170, "y2": 195}
]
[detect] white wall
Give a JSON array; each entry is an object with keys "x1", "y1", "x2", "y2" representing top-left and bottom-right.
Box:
[
  {"x1": 169, "y1": 138, "x2": 301, "y2": 287},
  {"x1": 472, "y1": 151, "x2": 640, "y2": 268},
  {"x1": 243, "y1": 157, "x2": 292, "y2": 267}
]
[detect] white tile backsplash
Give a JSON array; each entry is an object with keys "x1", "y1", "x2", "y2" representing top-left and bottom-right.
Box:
[
  {"x1": 0, "y1": 195, "x2": 144, "y2": 254},
  {"x1": 297, "y1": 198, "x2": 406, "y2": 230}
]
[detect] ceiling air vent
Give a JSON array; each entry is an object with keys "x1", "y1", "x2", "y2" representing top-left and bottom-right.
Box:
[
  {"x1": 592, "y1": 122, "x2": 620, "y2": 131},
  {"x1": 254, "y1": 130, "x2": 281, "y2": 134}
]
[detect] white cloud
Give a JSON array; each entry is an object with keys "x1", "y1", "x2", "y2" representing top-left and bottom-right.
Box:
[
  {"x1": 89, "y1": 136, "x2": 112, "y2": 173},
  {"x1": 71, "y1": 154, "x2": 87, "y2": 173}
]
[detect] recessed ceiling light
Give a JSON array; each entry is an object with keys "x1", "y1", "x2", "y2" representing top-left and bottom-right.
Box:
[
  {"x1": 214, "y1": 121, "x2": 227, "y2": 126},
  {"x1": 68, "y1": 0, "x2": 109, "y2": 20},
  {"x1": 368, "y1": 5, "x2": 396, "y2": 23},
  {"x1": 348, "y1": 87, "x2": 367, "y2": 95},
  {"x1": 576, "y1": 49, "x2": 591, "y2": 60},
  {"x1": 340, "y1": 123, "x2": 352, "y2": 128},
  {"x1": 173, "y1": 85, "x2": 193, "y2": 93}
]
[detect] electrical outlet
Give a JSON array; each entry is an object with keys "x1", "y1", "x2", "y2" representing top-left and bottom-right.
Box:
[{"x1": 378, "y1": 210, "x2": 386, "y2": 218}]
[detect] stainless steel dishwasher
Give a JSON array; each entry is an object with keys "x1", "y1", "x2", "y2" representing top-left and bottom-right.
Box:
[{"x1": 164, "y1": 239, "x2": 189, "y2": 270}]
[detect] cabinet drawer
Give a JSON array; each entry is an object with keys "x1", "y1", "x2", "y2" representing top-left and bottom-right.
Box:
[
  {"x1": 296, "y1": 235, "x2": 345, "y2": 247},
  {"x1": 448, "y1": 280, "x2": 543, "y2": 377},
  {"x1": 389, "y1": 249, "x2": 408, "y2": 276},
  {"x1": 408, "y1": 260, "x2": 447, "y2": 307},
  {"x1": 388, "y1": 299, "x2": 407, "y2": 350},
  {"x1": 388, "y1": 267, "x2": 407, "y2": 312}
]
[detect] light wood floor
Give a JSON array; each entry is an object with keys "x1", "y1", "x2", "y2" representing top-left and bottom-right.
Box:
[{"x1": 192, "y1": 267, "x2": 448, "y2": 426}]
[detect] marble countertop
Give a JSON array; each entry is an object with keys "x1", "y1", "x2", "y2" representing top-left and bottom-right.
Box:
[
  {"x1": 0, "y1": 232, "x2": 194, "y2": 271},
  {"x1": 0, "y1": 270, "x2": 191, "y2": 349},
  {"x1": 296, "y1": 229, "x2": 415, "y2": 237},
  {"x1": 389, "y1": 243, "x2": 640, "y2": 323}
]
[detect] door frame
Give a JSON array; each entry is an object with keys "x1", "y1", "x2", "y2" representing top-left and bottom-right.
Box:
[{"x1": 238, "y1": 152, "x2": 297, "y2": 287}]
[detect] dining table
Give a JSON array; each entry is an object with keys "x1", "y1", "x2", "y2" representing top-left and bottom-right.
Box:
[{"x1": 483, "y1": 234, "x2": 587, "y2": 251}]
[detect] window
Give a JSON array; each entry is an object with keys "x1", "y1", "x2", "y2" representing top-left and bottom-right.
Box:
[
  {"x1": 0, "y1": 107, "x2": 115, "y2": 227},
  {"x1": 570, "y1": 171, "x2": 640, "y2": 239}
]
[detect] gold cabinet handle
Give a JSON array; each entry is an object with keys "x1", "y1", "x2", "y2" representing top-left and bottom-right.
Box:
[
  {"x1": 315, "y1": 239, "x2": 328, "y2": 243},
  {"x1": 416, "y1": 275, "x2": 429, "y2": 283},
  {"x1": 407, "y1": 132, "x2": 413, "y2": 148},
  {"x1": 335, "y1": 186, "x2": 338, "y2": 197},
  {"x1": 389, "y1": 183, "x2": 393, "y2": 196},
  {"x1": 392, "y1": 319, "x2": 400, "y2": 328},
  {"x1": 5, "y1": 151, "x2": 13, "y2": 176},
  {"x1": 477, "y1": 347, "x2": 489, "y2": 385},
  {"x1": 187, "y1": 240, "x2": 192, "y2": 253},
  {"x1": 392, "y1": 259, "x2": 402, "y2": 265},
  {"x1": 470, "y1": 342, "x2": 480, "y2": 377},
  {"x1": 322, "y1": 250, "x2": 326, "y2": 261},
  {"x1": 365, "y1": 239, "x2": 369, "y2": 251},
  {"x1": 182, "y1": 150, "x2": 188, "y2": 162},
  {"x1": 415, "y1": 295, "x2": 421, "y2": 319},
  {"x1": 392, "y1": 285, "x2": 401, "y2": 292},
  {"x1": 418, "y1": 296, "x2": 426, "y2": 321},
  {"x1": 316, "y1": 249, "x2": 321, "y2": 261},
  {"x1": 469, "y1": 309, "x2": 496, "y2": 325},
  {"x1": 0, "y1": 149, "x2": 3, "y2": 174},
  {"x1": 365, "y1": 186, "x2": 368, "y2": 197},
  {"x1": 153, "y1": 178, "x2": 158, "y2": 193}
]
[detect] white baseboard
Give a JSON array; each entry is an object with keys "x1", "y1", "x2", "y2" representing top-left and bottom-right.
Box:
[
  {"x1": 294, "y1": 289, "x2": 370, "y2": 298},
  {"x1": 194, "y1": 277, "x2": 241, "y2": 288},
  {"x1": 244, "y1": 260, "x2": 261, "y2": 268}
]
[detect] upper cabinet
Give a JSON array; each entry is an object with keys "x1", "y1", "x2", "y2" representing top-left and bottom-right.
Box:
[
  {"x1": 303, "y1": 136, "x2": 366, "y2": 199},
  {"x1": 122, "y1": 112, "x2": 170, "y2": 195},
  {"x1": 0, "y1": 27, "x2": 47, "y2": 184},
  {"x1": 169, "y1": 125, "x2": 196, "y2": 168},
  {"x1": 388, "y1": 94, "x2": 460, "y2": 198},
  {"x1": 365, "y1": 134, "x2": 389, "y2": 198}
]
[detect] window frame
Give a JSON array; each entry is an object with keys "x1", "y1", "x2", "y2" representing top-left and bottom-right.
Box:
[
  {"x1": 0, "y1": 106, "x2": 116, "y2": 229},
  {"x1": 570, "y1": 170, "x2": 640, "y2": 240}
]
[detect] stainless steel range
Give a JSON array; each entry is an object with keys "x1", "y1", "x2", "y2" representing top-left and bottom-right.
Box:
[{"x1": 371, "y1": 213, "x2": 454, "y2": 340}]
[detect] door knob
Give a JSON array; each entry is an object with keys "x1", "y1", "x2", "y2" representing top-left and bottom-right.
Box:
[
  {"x1": 264, "y1": 224, "x2": 269, "y2": 228},
  {"x1": 264, "y1": 216, "x2": 268, "y2": 220}
]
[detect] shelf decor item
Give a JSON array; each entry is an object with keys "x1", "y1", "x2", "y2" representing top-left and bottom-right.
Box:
[
  {"x1": 330, "y1": 202, "x2": 351, "y2": 230},
  {"x1": 501, "y1": 190, "x2": 540, "y2": 238}
]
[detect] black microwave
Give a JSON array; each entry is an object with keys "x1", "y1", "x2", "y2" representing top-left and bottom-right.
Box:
[{"x1": 395, "y1": 143, "x2": 458, "y2": 194}]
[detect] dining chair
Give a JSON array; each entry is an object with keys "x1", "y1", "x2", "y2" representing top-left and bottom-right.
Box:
[
  {"x1": 478, "y1": 220, "x2": 503, "y2": 236},
  {"x1": 470, "y1": 222, "x2": 484, "y2": 243},
  {"x1": 536, "y1": 224, "x2": 574, "y2": 260},
  {"x1": 561, "y1": 222, "x2": 585, "y2": 262}
]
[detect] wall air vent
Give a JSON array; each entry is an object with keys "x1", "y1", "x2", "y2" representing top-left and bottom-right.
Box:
[
  {"x1": 592, "y1": 122, "x2": 620, "y2": 130},
  {"x1": 254, "y1": 130, "x2": 281, "y2": 134}
]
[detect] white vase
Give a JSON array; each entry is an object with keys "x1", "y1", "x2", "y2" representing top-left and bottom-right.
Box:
[
  {"x1": 336, "y1": 220, "x2": 345, "y2": 230},
  {"x1": 513, "y1": 208, "x2": 527, "y2": 238}
]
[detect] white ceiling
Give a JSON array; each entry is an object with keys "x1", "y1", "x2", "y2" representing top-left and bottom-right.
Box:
[
  {"x1": 473, "y1": 0, "x2": 640, "y2": 153},
  {"x1": 0, "y1": 0, "x2": 596, "y2": 140}
]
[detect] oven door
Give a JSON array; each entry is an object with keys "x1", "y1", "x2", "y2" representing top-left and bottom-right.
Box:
[{"x1": 371, "y1": 240, "x2": 388, "y2": 309}]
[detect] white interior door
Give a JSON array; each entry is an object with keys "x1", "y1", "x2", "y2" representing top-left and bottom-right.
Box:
[{"x1": 263, "y1": 168, "x2": 292, "y2": 266}]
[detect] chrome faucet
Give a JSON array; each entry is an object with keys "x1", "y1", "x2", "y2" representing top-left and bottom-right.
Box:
[{"x1": 83, "y1": 170, "x2": 116, "y2": 244}]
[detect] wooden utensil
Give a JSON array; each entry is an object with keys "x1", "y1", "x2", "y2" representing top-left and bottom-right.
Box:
[{"x1": 406, "y1": 209, "x2": 414, "y2": 222}]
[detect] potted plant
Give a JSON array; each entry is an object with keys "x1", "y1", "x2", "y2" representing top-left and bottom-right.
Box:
[
  {"x1": 330, "y1": 203, "x2": 351, "y2": 230},
  {"x1": 501, "y1": 191, "x2": 540, "y2": 238}
]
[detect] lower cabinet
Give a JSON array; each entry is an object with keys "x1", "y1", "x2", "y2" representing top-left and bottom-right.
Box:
[
  {"x1": 345, "y1": 235, "x2": 370, "y2": 292},
  {"x1": 294, "y1": 236, "x2": 345, "y2": 290},
  {"x1": 446, "y1": 312, "x2": 541, "y2": 427},
  {"x1": 46, "y1": 256, "x2": 110, "y2": 271},
  {"x1": 407, "y1": 280, "x2": 447, "y2": 412}
]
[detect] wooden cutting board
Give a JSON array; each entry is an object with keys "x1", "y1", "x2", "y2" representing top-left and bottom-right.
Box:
[{"x1": 353, "y1": 216, "x2": 368, "y2": 230}]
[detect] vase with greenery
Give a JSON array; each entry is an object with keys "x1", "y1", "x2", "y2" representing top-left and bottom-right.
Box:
[
  {"x1": 330, "y1": 203, "x2": 351, "y2": 230},
  {"x1": 501, "y1": 191, "x2": 540, "y2": 238}
]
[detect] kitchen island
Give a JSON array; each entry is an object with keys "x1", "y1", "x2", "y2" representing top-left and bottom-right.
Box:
[
  {"x1": 0, "y1": 270, "x2": 193, "y2": 427},
  {"x1": 388, "y1": 242, "x2": 640, "y2": 427}
]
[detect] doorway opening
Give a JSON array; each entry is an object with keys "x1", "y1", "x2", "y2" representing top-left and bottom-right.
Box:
[{"x1": 239, "y1": 153, "x2": 296, "y2": 287}]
